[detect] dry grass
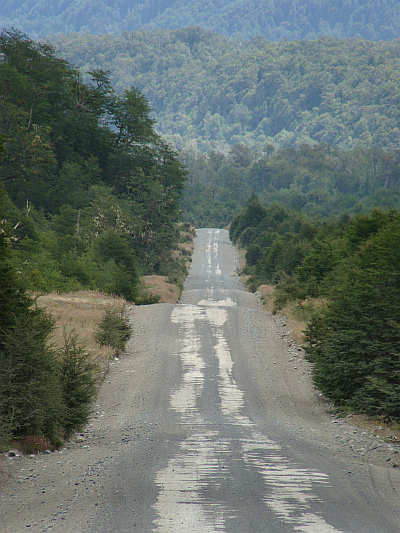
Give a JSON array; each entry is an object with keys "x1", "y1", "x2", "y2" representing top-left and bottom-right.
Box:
[
  {"x1": 259, "y1": 284, "x2": 307, "y2": 344},
  {"x1": 142, "y1": 275, "x2": 181, "y2": 304},
  {"x1": 349, "y1": 414, "x2": 400, "y2": 443},
  {"x1": 258, "y1": 284, "x2": 276, "y2": 313},
  {"x1": 36, "y1": 291, "x2": 126, "y2": 363},
  {"x1": 177, "y1": 226, "x2": 195, "y2": 271},
  {"x1": 258, "y1": 285, "x2": 327, "y2": 345},
  {"x1": 237, "y1": 248, "x2": 250, "y2": 285}
]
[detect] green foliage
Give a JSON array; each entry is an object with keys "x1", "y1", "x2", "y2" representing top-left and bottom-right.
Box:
[
  {"x1": 0, "y1": 311, "x2": 64, "y2": 445},
  {"x1": 0, "y1": 29, "x2": 188, "y2": 449},
  {"x1": 306, "y1": 217, "x2": 400, "y2": 419},
  {"x1": 134, "y1": 291, "x2": 161, "y2": 306},
  {"x1": 0, "y1": 30, "x2": 187, "y2": 297},
  {"x1": 0, "y1": 211, "x2": 100, "y2": 447},
  {"x1": 95, "y1": 307, "x2": 133, "y2": 354},
  {"x1": 182, "y1": 144, "x2": 400, "y2": 229},
  {"x1": 2, "y1": 1, "x2": 400, "y2": 41},
  {"x1": 53, "y1": 30, "x2": 400, "y2": 153},
  {"x1": 229, "y1": 192, "x2": 267, "y2": 243},
  {"x1": 91, "y1": 231, "x2": 140, "y2": 301},
  {"x1": 233, "y1": 188, "x2": 400, "y2": 420},
  {"x1": 58, "y1": 331, "x2": 98, "y2": 438}
]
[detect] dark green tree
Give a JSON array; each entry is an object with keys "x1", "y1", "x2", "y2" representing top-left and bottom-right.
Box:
[
  {"x1": 306, "y1": 217, "x2": 400, "y2": 419},
  {"x1": 58, "y1": 331, "x2": 98, "y2": 437}
]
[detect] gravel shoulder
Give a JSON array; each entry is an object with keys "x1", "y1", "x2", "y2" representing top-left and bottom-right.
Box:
[{"x1": 2, "y1": 288, "x2": 400, "y2": 531}]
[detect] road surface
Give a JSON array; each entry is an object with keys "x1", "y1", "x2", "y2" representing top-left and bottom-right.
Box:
[{"x1": 2, "y1": 228, "x2": 400, "y2": 532}]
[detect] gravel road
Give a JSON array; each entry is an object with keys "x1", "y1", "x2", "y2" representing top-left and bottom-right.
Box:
[{"x1": 1, "y1": 228, "x2": 400, "y2": 532}]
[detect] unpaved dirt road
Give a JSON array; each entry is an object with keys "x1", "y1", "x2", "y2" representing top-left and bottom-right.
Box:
[{"x1": 2, "y1": 228, "x2": 400, "y2": 532}]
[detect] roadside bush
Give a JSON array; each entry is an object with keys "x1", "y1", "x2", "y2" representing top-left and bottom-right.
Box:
[
  {"x1": 135, "y1": 291, "x2": 161, "y2": 305},
  {"x1": 58, "y1": 330, "x2": 98, "y2": 438},
  {"x1": 95, "y1": 307, "x2": 133, "y2": 353},
  {"x1": 0, "y1": 313, "x2": 65, "y2": 446}
]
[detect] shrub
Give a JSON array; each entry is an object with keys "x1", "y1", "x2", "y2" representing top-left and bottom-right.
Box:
[
  {"x1": 58, "y1": 330, "x2": 98, "y2": 438},
  {"x1": 305, "y1": 218, "x2": 400, "y2": 420},
  {"x1": 0, "y1": 313, "x2": 65, "y2": 446},
  {"x1": 95, "y1": 307, "x2": 133, "y2": 353}
]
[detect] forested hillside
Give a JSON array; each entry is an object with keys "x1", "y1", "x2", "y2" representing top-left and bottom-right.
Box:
[
  {"x1": 2, "y1": 0, "x2": 400, "y2": 41},
  {"x1": 0, "y1": 29, "x2": 188, "y2": 448},
  {"x1": 0, "y1": 29, "x2": 186, "y2": 297},
  {"x1": 53, "y1": 29, "x2": 400, "y2": 153}
]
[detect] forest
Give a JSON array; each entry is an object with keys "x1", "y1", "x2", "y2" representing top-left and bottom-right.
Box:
[
  {"x1": 2, "y1": 11, "x2": 400, "y2": 441},
  {"x1": 53, "y1": 29, "x2": 400, "y2": 153},
  {"x1": 0, "y1": 29, "x2": 187, "y2": 296},
  {"x1": 2, "y1": 0, "x2": 400, "y2": 42},
  {"x1": 230, "y1": 194, "x2": 400, "y2": 420},
  {"x1": 181, "y1": 143, "x2": 400, "y2": 228},
  {"x1": 0, "y1": 29, "x2": 186, "y2": 447}
]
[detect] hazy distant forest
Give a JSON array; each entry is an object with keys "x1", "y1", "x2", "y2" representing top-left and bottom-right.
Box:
[
  {"x1": 2, "y1": 0, "x2": 400, "y2": 441},
  {"x1": 53, "y1": 29, "x2": 400, "y2": 154},
  {"x1": 2, "y1": 0, "x2": 400, "y2": 41}
]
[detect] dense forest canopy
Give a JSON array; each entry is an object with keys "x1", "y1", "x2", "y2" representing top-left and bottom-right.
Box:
[
  {"x1": 2, "y1": 0, "x2": 400, "y2": 41},
  {"x1": 53, "y1": 29, "x2": 400, "y2": 153}
]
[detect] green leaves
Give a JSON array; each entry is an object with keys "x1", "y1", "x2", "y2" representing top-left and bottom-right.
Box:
[
  {"x1": 305, "y1": 217, "x2": 400, "y2": 419},
  {"x1": 95, "y1": 307, "x2": 133, "y2": 354},
  {"x1": 0, "y1": 30, "x2": 187, "y2": 296},
  {"x1": 58, "y1": 330, "x2": 98, "y2": 437},
  {"x1": 114, "y1": 88, "x2": 156, "y2": 149},
  {"x1": 53, "y1": 30, "x2": 400, "y2": 153}
]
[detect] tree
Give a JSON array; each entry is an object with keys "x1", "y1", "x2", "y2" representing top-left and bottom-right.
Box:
[
  {"x1": 306, "y1": 217, "x2": 400, "y2": 419},
  {"x1": 0, "y1": 185, "x2": 64, "y2": 445},
  {"x1": 92, "y1": 230, "x2": 140, "y2": 301}
]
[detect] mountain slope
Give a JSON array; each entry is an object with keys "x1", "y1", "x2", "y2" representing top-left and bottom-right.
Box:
[
  {"x1": 2, "y1": 0, "x2": 400, "y2": 41},
  {"x1": 53, "y1": 28, "x2": 400, "y2": 153}
]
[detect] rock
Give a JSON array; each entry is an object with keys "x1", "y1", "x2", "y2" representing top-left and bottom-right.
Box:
[{"x1": 8, "y1": 449, "x2": 20, "y2": 458}]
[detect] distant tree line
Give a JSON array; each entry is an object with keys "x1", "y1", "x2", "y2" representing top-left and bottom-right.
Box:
[
  {"x1": 181, "y1": 143, "x2": 400, "y2": 229},
  {"x1": 2, "y1": 0, "x2": 400, "y2": 42},
  {"x1": 230, "y1": 194, "x2": 400, "y2": 421}
]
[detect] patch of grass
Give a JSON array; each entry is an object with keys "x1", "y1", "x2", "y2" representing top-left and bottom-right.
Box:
[
  {"x1": 258, "y1": 284, "x2": 323, "y2": 345},
  {"x1": 141, "y1": 275, "x2": 181, "y2": 303},
  {"x1": 17, "y1": 435, "x2": 54, "y2": 454},
  {"x1": 37, "y1": 291, "x2": 126, "y2": 365}
]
